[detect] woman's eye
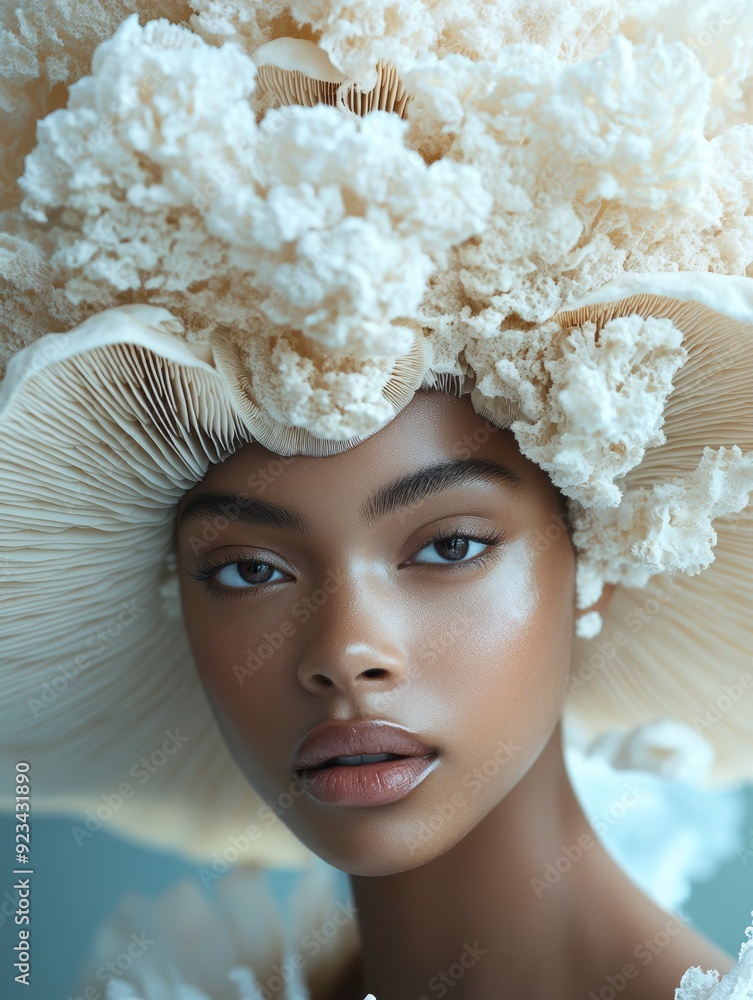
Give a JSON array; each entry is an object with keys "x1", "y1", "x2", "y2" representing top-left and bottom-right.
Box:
[
  {"x1": 193, "y1": 532, "x2": 501, "y2": 595},
  {"x1": 213, "y1": 561, "x2": 287, "y2": 588},
  {"x1": 413, "y1": 535, "x2": 490, "y2": 564}
]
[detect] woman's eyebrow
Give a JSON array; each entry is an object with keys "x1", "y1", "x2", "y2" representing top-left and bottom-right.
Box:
[
  {"x1": 361, "y1": 459, "x2": 523, "y2": 525},
  {"x1": 177, "y1": 459, "x2": 522, "y2": 535}
]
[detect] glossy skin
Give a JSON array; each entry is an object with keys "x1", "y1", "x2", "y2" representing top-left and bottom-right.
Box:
[
  {"x1": 176, "y1": 389, "x2": 577, "y2": 873},
  {"x1": 175, "y1": 389, "x2": 734, "y2": 1000}
]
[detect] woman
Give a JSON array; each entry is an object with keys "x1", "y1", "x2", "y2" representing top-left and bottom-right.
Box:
[
  {"x1": 1, "y1": 1, "x2": 752, "y2": 997},
  {"x1": 173, "y1": 386, "x2": 739, "y2": 999}
]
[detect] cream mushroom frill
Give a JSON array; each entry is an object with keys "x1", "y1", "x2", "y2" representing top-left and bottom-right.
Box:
[{"x1": 1, "y1": 0, "x2": 753, "y2": 868}]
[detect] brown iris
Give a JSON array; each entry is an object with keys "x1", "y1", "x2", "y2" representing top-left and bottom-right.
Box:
[{"x1": 237, "y1": 561, "x2": 276, "y2": 584}]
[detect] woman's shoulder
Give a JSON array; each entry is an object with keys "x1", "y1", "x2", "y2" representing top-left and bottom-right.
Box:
[{"x1": 604, "y1": 908, "x2": 753, "y2": 1000}]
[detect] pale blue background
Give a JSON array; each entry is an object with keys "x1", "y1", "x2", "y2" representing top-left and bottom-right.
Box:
[{"x1": 1, "y1": 787, "x2": 752, "y2": 1000}]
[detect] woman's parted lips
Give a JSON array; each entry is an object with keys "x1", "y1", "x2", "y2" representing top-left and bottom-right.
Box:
[{"x1": 293, "y1": 719, "x2": 438, "y2": 771}]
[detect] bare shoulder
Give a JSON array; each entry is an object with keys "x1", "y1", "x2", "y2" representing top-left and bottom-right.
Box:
[
  {"x1": 617, "y1": 916, "x2": 736, "y2": 1000},
  {"x1": 666, "y1": 923, "x2": 737, "y2": 980}
]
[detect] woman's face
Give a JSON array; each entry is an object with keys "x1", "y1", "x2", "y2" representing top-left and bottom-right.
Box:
[{"x1": 175, "y1": 389, "x2": 577, "y2": 876}]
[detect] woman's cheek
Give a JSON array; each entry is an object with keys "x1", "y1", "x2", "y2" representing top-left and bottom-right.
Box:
[
  {"x1": 464, "y1": 536, "x2": 573, "y2": 773},
  {"x1": 178, "y1": 587, "x2": 253, "y2": 708}
]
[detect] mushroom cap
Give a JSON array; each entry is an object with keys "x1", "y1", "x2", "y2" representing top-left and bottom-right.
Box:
[
  {"x1": 0, "y1": 273, "x2": 752, "y2": 864},
  {"x1": 556, "y1": 273, "x2": 753, "y2": 786}
]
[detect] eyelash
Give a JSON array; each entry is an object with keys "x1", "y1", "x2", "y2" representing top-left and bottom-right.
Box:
[{"x1": 188, "y1": 526, "x2": 506, "y2": 600}]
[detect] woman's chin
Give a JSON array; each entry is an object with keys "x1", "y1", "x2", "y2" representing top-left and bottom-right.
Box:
[
  {"x1": 321, "y1": 849, "x2": 439, "y2": 878},
  {"x1": 289, "y1": 820, "x2": 462, "y2": 877}
]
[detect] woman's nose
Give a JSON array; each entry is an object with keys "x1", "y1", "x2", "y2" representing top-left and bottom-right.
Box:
[{"x1": 295, "y1": 570, "x2": 409, "y2": 696}]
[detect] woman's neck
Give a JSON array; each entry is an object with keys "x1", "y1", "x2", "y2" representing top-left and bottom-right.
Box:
[{"x1": 347, "y1": 721, "x2": 712, "y2": 1000}]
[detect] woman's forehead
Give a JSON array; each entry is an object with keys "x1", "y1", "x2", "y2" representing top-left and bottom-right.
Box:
[{"x1": 173, "y1": 390, "x2": 571, "y2": 543}]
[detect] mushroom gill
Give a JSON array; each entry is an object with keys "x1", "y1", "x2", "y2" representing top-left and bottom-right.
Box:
[{"x1": 251, "y1": 37, "x2": 411, "y2": 119}]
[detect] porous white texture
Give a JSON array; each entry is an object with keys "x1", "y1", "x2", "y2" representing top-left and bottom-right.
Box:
[
  {"x1": 15, "y1": 14, "x2": 486, "y2": 433},
  {"x1": 187, "y1": 0, "x2": 753, "y2": 145},
  {"x1": 18, "y1": 15, "x2": 259, "y2": 307},
  {"x1": 512, "y1": 314, "x2": 687, "y2": 508},
  {"x1": 6, "y1": 2, "x2": 753, "y2": 379},
  {"x1": 189, "y1": 0, "x2": 625, "y2": 90},
  {"x1": 204, "y1": 104, "x2": 491, "y2": 359},
  {"x1": 237, "y1": 326, "x2": 422, "y2": 438},
  {"x1": 0, "y1": 0, "x2": 190, "y2": 208},
  {"x1": 574, "y1": 611, "x2": 603, "y2": 640},
  {"x1": 621, "y1": 0, "x2": 753, "y2": 137},
  {"x1": 572, "y1": 446, "x2": 753, "y2": 609},
  {"x1": 405, "y1": 32, "x2": 747, "y2": 378}
]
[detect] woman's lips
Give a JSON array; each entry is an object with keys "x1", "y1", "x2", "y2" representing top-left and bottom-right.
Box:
[
  {"x1": 293, "y1": 719, "x2": 440, "y2": 807},
  {"x1": 294, "y1": 718, "x2": 437, "y2": 769},
  {"x1": 296, "y1": 754, "x2": 440, "y2": 807}
]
